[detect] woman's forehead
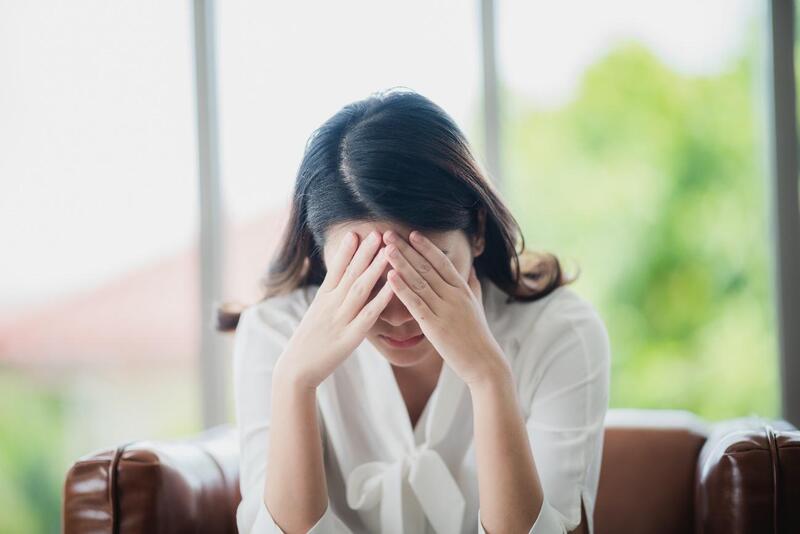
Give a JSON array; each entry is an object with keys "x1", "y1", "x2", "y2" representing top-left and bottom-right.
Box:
[{"x1": 326, "y1": 220, "x2": 455, "y2": 246}]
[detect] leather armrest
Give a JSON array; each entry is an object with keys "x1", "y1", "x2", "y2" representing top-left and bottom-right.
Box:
[
  {"x1": 63, "y1": 424, "x2": 240, "y2": 534},
  {"x1": 695, "y1": 417, "x2": 800, "y2": 534}
]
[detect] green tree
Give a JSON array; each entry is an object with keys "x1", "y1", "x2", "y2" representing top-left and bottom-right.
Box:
[
  {"x1": 0, "y1": 370, "x2": 64, "y2": 533},
  {"x1": 504, "y1": 41, "x2": 779, "y2": 420}
]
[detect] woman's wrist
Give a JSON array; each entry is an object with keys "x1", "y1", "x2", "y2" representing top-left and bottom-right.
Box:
[
  {"x1": 465, "y1": 347, "x2": 513, "y2": 395},
  {"x1": 273, "y1": 351, "x2": 322, "y2": 392}
]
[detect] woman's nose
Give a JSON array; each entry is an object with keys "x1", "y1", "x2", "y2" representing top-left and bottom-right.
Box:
[{"x1": 378, "y1": 288, "x2": 415, "y2": 327}]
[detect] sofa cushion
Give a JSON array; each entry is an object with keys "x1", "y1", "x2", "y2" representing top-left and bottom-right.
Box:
[{"x1": 594, "y1": 409, "x2": 709, "y2": 534}]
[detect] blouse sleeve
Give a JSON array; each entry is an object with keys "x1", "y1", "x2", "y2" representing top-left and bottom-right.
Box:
[
  {"x1": 478, "y1": 290, "x2": 611, "y2": 534},
  {"x1": 233, "y1": 302, "x2": 354, "y2": 534}
]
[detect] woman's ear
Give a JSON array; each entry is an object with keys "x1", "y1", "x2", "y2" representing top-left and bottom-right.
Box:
[{"x1": 472, "y1": 208, "x2": 486, "y2": 257}]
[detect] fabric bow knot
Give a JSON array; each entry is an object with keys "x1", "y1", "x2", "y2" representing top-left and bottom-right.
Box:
[{"x1": 346, "y1": 443, "x2": 466, "y2": 534}]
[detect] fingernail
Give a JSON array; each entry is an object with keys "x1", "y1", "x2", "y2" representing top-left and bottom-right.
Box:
[{"x1": 410, "y1": 231, "x2": 422, "y2": 243}]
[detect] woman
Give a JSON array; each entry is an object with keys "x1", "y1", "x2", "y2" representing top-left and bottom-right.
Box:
[{"x1": 219, "y1": 88, "x2": 610, "y2": 534}]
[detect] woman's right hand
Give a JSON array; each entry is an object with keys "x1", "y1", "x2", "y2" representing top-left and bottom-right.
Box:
[{"x1": 275, "y1": 230, "x2": 394, "y2": 390}]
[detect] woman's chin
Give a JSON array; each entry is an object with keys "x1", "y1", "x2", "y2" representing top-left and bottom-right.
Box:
[
  {"x1": 383, "y1": 352, "x2": 427, "y2": 367},
  {"x1": 372, "y1": 336, "x2": 431, "y2": 367}
]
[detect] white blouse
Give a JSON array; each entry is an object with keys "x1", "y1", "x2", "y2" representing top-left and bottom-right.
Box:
[{"x1": 233, "y1": 276, "x2": 610, "y2": 534}]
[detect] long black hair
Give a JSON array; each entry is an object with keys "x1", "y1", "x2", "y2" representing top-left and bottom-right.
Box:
[{"x1": 216, "y1": 87, "x2": 578, "y2": 332}]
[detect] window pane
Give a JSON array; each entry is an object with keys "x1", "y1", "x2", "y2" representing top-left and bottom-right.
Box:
[
  {"x1": 218, "y1": 1, "x2": 483, "y2": 315},
  {"x1": 0, "y1": 3, "x2": 198, "y2": 532},
  {"x1": 498, "y1": 0, "x2": 778, "y2": 419}
]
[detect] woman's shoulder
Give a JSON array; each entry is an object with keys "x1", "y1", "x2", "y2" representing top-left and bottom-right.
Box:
[
  {"x1": 233, "y1": 285, "x2": 321, "y2": 375},
  {"x1": 241, "y1": 284, "x2": 320, "y2": 332},
  {"x1": 529, "y1": 284, "x2": 607, "y2": 335},
  {"x1": 484, "y1": 278, "x2": 610, "y2": 369},
  {"x1": 484, "y1": 280, "x2": 611, "y2": 417}
]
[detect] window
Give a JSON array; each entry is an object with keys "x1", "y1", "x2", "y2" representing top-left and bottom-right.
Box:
[
  {"x1": 217, "y1": 0, "x2": 484, "y2": 334},
  {"x1": 497, "y1": 0, "x2": 778, "y2": 419},
  {"x1": 0, "y1": 3, "x2": 199, "y2": 532}
]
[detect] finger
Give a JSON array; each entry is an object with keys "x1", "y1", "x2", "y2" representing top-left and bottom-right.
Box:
[
  {"x1": 384, "y1": 230, "x2": 451, "y2": 295},
  {"x1": 385, "y1": 243, "x2": 443, "y2": 312},
  {"x1": 321, "y1": 231, "x2": 358, "y2": 291},
  {"x1": 352, "y1": 277, "x2": 394, "y2": 330},
  {"x1": 467, "y1": 265, "x2": 481, "y2": 299},
  {"x1": 342, "y1": 246, "x2": 390, "y2": 318},
  {"x1": 407, "y1": 230, "x2": 464, "y2": 288},
  {"x1": 336, "y1": 231, "x2": 382, "y2": 294},
  {"x1": 387, "y1": 269, "x2": 436, "y2": 324}
]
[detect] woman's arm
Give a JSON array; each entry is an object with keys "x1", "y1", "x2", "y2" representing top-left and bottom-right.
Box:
[
  {"x1": 469, "y1": 296, "x2": 609, "y2": 534},
  {"x1": 377, "y1": 230, "x2": 606, "y2": 533},
  {"x1": 263, "y1": 362, "x2": 329, "y2": 533},
  {"x1": 257, "y1": 231, "x2": 393, "y2": 533},
  {"x1": 469, "y1": 363, "x2": 589, "y2": 534},
  {"x1": 469, "y1": 359, "x2": 545, "y2": 533},
  {"x1": 234, "y1": 304, "x2": 354, "y2": 534}
]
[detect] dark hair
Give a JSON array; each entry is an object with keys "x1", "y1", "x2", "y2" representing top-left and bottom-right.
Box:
[{"x1": 216, "y1": 87, "x2": 578, "y2": 332}]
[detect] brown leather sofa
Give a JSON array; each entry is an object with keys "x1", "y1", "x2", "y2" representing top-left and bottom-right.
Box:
[{"x1": 63, "y1": 409, "x2": 800, "y2": 534}]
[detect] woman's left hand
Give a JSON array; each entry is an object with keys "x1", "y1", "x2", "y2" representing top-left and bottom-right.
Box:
[{"x1": 383, "y1": 230, "x2": 509, "y2": 387}]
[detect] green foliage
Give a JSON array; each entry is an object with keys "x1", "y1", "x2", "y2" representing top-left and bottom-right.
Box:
[
  {"x1": 0, "y1": 369, "x2": 64, "y2": 534},
  {"x1": 504, "y1": 41, "x2": 779, "y2": 420}
]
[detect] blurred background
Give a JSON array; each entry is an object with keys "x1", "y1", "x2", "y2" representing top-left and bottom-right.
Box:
[{"x1": 1, "y1": 1, "x2": 799, "y2": 532}]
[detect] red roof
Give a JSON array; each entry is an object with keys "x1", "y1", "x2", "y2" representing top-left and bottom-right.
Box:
[{"x1": 0, "y1": 207, "x2": 290, "y2": 369}]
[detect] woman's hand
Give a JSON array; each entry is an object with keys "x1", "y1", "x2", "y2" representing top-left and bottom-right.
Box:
[
  {"x1": 382, "y1": 230, "x2": 509, "y2": 387},
  {"x1": 276, "y1": 230, "x2": 394, "y2": 390}
]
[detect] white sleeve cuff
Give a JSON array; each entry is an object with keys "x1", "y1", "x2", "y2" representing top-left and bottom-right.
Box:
[
  {"x1": 478, "y1": 498, "x2": 566, "y2": 534},
  {"x1": 253, "y1": 500, "x2": 353, "y2": 534},
  {"x1": 530, "y1": 498, "x2": 566, "y2": 534}
]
